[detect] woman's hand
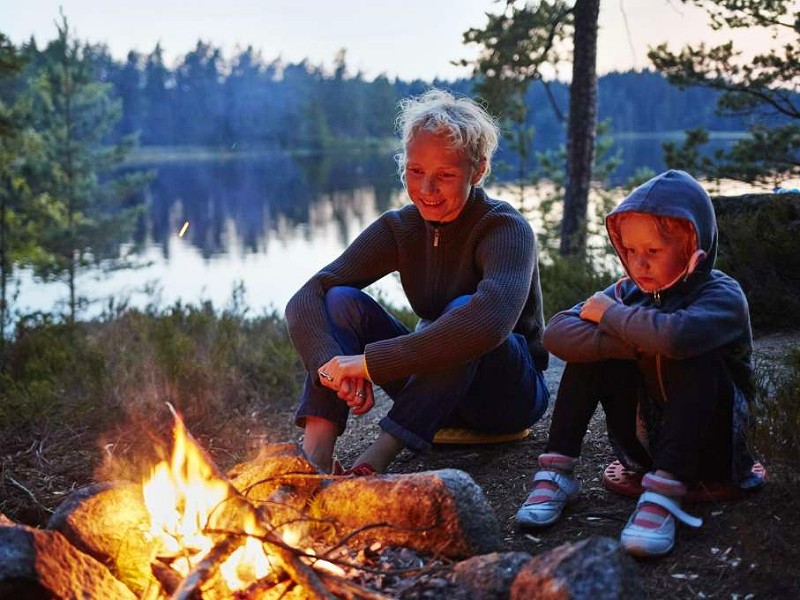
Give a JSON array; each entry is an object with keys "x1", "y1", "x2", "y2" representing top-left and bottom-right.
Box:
[
  {"x1": 579, "y1": 292, "x2": 616, "y2": 324},
  {"x1": 317, "y1": 354, "x2": 375, "y2": 415}
]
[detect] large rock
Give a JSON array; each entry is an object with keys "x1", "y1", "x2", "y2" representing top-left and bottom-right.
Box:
[
  {"x1": 452, "y1": 551, "x2": 533, "y2": 598},
  {"x1": 711, "y1": 191, "x2": 800, "y2": 217},
  {"x1": 453, "y1": 536, "x2": 642, "y2": 599},
  {"x1": 712, "y1": 192, "x2": 800, "y2": 329},
  {"x1": 0, "y1": 519, "x2": 137, "y2": 599}
]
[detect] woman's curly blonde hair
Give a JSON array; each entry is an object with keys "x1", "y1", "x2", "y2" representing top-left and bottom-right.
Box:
[{"x1": 395, "y1": 88, "x2": 499, "y2": 185}]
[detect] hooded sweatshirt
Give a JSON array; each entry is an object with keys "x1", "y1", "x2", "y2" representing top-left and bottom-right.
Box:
[{"x1": 543, "y1": 170, "x2": 756, "y2": 484}]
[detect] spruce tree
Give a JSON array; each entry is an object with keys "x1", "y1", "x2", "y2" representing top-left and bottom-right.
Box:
[
  {"x1": 0, "y1": 32, "x2": 26, "y2": 346},
  {"x1": 649, "y1": 0, "x2": 800, "y2": 185},
  {"x1": 26, "y1": 15, "x2": 150, "y2": 322},
  {"x1": 0, "y1": 33, "x2": 52, "y2": 346},
  {"x1": 460, "y1": 0, "x2": 601, "y2": 258}
]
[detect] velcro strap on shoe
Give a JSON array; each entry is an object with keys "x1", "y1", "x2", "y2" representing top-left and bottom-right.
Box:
[
  {"x1": 642, "y1": 472, "x2": 687, "y2": 496},
  {"x1": 638, "y1": 491, "x2": 703, "y2": 528},
  {"x1": 538, "y1": 453, "x2": 577, "y2": 472},
  {"x1": 533, "y1": 470, "x2": 573, "y2": 494}
]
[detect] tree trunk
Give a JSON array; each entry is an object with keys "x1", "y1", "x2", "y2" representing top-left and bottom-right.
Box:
[
  {"x1": 1, "y1": 186, "x2": 7, "y2": 349},
  {"x1": 68, "y1": 255, "x2": 76, "y2": 324},
  {"x1": 559, "y1": 0, "x2": 600, "y2": 258}
]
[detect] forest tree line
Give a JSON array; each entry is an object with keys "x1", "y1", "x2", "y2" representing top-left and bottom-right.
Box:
[
  {"x1": 1, "y1": 37, "x2": 766, "y2": 153},
  {"x1": 1, "y1": 1, "x2": 797, "y2": 337}
]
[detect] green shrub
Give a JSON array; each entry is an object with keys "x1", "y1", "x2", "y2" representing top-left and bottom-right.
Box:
[
  {"x1": 713, "y1": 193, "x2": 800, "y2": 331},
  {"x1": 0, "y1": 301, "x2": 303, "y2": 436},
  {"x1": 539, "y1": 255, "x2": 618, "y2": 320},
  {"x1": 753, "y1": 347, "x2": 800, "y2": 467},
  {"x1": 1, "y1": 317, "x2": 109, "y2": 428}
]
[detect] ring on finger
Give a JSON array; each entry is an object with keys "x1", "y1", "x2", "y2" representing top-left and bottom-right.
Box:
[{"x1": 356, "y1": 391, "x2": 366, "y2": 398}]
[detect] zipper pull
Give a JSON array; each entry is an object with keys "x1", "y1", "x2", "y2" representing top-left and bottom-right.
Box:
[
  {"x1": 653, "y1": 290, "x2": 661, "y2": 306},
  {"x1": 433, "y1": 227, "x2": 440, "y2": 247}
]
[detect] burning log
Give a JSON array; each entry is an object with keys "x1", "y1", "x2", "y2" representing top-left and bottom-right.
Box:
[
  {"x1": 312, "y1": 469, "x2": 501, "y2": 558},
  {"x1": 0, "y1": 517, "x2": 137, "y2": 599},
  {"x1": 42, "y1": 427, "x2": 335, "y2": 598},
  {"x1": 230, "y1": 444, "x2": 501, "y2": 559},
  {"x1": 150, "y1": 559, "x2": 183, "y2": 596},
  {"x1": 227, "y1": 443, "x2": 325, "y2": 533},
  {"x1": 47, "y1": 481, "x2": 154, "y2": 595},
  {"x1": 144, "y1": 411, "x2": 335, "y2": 599},
  {"x1": 8, "y1": 408, "x2": 503, "y2": 598},
  {"x1": 170, "y1": 536, "x2": 250, "y2": 600}
]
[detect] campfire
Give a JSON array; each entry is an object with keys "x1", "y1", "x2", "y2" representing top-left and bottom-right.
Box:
[
  {"x1": 0, "y1": 406, "x2": 508, "y2": 599},
  {"x1": 139, "y1": 406, "x2": 353, "y2": 597}
]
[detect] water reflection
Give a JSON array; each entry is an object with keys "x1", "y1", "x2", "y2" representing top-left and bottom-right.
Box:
[
  {"x1": 138, "y1": 151, "x2": 399, "y2": 260},
  {"x1": 16, "y1": 151, "x2": 408, "y2": 318},
  {"x1": 14, "y1": 135, "x2": 741, "y2": 318}
]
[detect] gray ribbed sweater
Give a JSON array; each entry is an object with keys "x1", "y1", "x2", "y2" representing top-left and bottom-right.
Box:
[{"x1": 285, "y1": 187, "x2": 548, "y2": 385}]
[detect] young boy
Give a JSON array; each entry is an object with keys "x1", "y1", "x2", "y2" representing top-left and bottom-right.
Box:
[{"x1": 515, "y1": 170, "x2": 763, "y2": 557}]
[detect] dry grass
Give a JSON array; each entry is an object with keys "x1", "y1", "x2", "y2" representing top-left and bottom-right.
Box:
[{"x1": 2, "y1": 309, "x2": 800, "y2": 598}]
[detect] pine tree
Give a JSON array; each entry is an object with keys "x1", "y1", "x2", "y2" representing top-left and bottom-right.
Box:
[
  {"x1": 143, "y1": 44, "x2": 174, "y2": 145},
  {"x1": 649, "y1": 0, "x2": 800, "y2": 184},
  {"x1": 460, "y1": 0, "x2": 601, "y2": 258},
  {"x1": 26, "y1": 15, "x2": 150, "y2": 322},
  {"x1": 0, "y1": 33, "x2": 56, "y2": 347},
  {"x1": 0, "y1": 32, "x2": 28, "y2": 346},
  {"x1": 460, "y1": 0, "x2": 573, "y2": 204}
]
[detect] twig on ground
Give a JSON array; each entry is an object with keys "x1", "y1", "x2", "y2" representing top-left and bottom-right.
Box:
[
  {"x1": 318, "y1": 570, "x2": 393, "y2": 600},
  {"x1": 5, "y1": 474, "x2": 54, "y2": 513}
]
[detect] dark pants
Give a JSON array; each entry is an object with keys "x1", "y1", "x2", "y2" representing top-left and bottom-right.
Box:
[
  {"x1": 294, "y1": 286, "x2": 549, "y2": 452},
  {"x1": 546, "y1": 352, "x2": 735, "y2": 483}
]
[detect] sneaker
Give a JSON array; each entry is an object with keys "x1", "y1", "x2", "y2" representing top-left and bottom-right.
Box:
[
  {"x1": 342, "y1": 462, "x2": 377, "y2": 477},
  {"x1": 620, "y1": 490, "x2": 703, "y2": 557},
  {"x1": 515, "y1": 470, "x2": 580, "y2": 528}
]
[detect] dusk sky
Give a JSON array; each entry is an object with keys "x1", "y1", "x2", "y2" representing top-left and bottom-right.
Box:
[{"x1": 2, "y1": 1, "x2": 781, "y2": 80}]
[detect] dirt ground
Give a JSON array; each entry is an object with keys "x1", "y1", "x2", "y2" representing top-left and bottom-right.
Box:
[
  {"x1": 320, "y1": 331, "x2": 800, "y2": 599},
  {"x1": 2, "y1": 332, "x2": 800, "y2": 598}
]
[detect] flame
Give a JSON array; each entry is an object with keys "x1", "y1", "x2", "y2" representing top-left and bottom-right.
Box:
[
  {"x1": 142, "y1": 414, "x2": 277, "y2": 591},
  {"x1": 219, "y1": 512, "x2": 274, "y2": 589}
]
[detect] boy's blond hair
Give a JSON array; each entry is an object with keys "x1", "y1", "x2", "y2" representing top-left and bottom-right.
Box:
[{"x1": 610, "y1": 212, "x2": 697, "y2": 264}]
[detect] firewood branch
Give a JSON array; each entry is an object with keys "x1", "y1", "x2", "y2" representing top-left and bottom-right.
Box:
[
  {"x1": 170, "y1": 537, "x2": 241, "y2": 600},
  {"x1": 168, "y1": 406, "x2": 335, "y2": 599}
]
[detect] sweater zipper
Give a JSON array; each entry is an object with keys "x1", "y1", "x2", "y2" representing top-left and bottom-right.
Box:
[
  {"x1": 653, "y1": 289, "x2": 666, "y2": 402},
  {"x1": 431, "y1": 225, "x2": 442, "y2": 300},
  {"x1": 656, "y1": 354, "x2": 668, "y2": 404}
]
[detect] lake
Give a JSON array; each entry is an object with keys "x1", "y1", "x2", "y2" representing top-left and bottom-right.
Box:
[{"x1": 13, "y1": 134, "x2": 750, "y2": 319}]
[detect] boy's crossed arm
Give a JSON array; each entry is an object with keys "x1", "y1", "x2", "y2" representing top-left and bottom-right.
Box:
[
  {"x1": 544, "y1": 292, "x2": 639, "y2": 364},
  {"x1": 579, "y1": 291, "x2": 616, "y2": 324}
]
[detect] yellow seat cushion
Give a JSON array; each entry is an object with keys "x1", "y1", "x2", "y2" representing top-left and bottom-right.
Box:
[{"x1": 432, "y1": 427, "x2": 531, "y2": 445}]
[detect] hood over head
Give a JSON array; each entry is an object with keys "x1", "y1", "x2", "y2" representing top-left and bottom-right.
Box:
[{"x1": 606, "y1": 169, "x2": 717, "y2": 293}]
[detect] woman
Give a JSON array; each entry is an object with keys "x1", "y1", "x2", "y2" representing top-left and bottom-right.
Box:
[{"x1": 285, "y1": 89, "x2": 549, "y2": 475}]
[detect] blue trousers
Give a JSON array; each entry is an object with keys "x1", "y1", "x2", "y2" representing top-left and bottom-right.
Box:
[
  {"x1": 294, "y1": 286, "x2": 549, "y2": 452},
  {"x1": 546, "y1": 352, "x2": 738, "y2": 483}
]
